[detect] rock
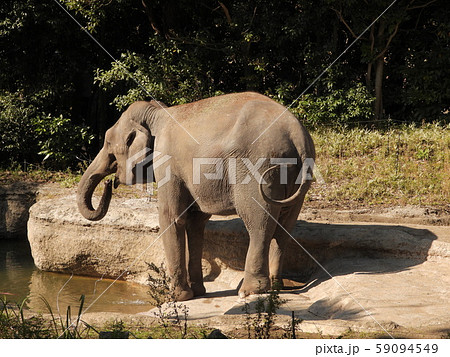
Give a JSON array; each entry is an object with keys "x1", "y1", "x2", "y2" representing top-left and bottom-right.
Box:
[
  {"x1": 300, "y1": 205, "x2": 450, "y2": 226},
  {"x1": 28, "y1": 196, "x2": 164, "y2": 285},
  {"x1": 0, "y1": 183, "x2": 37, "y2": 239},
  {"x1": 206, "y1": 329, "x2": 228, "y2": 339},
  {"x1": 27, "y1": 196, "x2": 449, "y2": 287},
  {"x1": 99, "y1": 331, "x2": 130, "y2": 339}
]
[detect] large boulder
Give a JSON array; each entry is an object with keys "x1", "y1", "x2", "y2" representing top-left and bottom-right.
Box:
[{"x1": 28, "y1": 196, "x2": 162, "y2": 284}]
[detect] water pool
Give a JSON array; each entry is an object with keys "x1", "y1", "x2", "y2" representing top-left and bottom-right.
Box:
[{"x1": 0, "y1": 240, "x2": 153, "y2": 314}]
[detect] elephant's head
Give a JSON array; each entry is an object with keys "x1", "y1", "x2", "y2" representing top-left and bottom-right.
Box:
[{"x1": 77, "y1": 101, "x2": 157, "y2": 221}]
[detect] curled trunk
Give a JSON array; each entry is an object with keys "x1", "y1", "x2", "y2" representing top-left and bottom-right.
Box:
[{"x1": 77, "y1": 149, "x2": 114, "y2": 221}]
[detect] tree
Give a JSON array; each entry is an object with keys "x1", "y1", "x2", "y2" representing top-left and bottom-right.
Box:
[
  {"x1": 0, "y1": 0, "x2": 149, "y2": 166},
  {"x1": 329, "y1": 0, "x2": 442, "y2": 120},
  {"x1": 1, "y1": 0, "x2": 448, "y2": 169}
]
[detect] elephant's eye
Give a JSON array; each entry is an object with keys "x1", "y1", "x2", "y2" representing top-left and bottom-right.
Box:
[{"x1": 126, "y1": 131, "x2": 136, "y2": 147}]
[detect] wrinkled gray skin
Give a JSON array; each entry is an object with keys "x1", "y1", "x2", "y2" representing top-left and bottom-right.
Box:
[{"x1": 77, "y1": 92, "x2": 315, "y2": 301}]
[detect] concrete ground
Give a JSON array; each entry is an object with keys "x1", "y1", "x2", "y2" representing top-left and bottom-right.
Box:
[{"x1": 140, "y1": 221, "x2": 450, "y2": 338}]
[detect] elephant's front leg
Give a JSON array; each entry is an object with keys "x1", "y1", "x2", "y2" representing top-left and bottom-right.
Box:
[
  {"x1": 186, "y1": 211, "x2": 211, "y2": 297},
  {"x1": 159, "y1": 211, "x2": 193, "y2": 302}
]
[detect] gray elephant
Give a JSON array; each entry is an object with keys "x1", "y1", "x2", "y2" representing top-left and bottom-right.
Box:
[{"x1": 77, "y1": 92, "x2": 315, "y2": 301}]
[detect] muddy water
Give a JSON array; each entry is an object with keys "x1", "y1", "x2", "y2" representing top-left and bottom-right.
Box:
[{"x1": 0, "y1": 240, "x2": 153, "y2": 314}]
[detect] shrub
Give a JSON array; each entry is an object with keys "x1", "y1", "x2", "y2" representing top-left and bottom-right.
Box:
[
  {"x1": 294, "y1": 83, "x2": 375, "y2": 128},
  {"x1": 32, "y1": 114, "x2": 94, "y2": 169},
  {"x1": 0, "y1": 91, "x2": 38, "y2": 165},
  {"x1": 0, "y1": 90, "x2": 94, "y2": 170}
]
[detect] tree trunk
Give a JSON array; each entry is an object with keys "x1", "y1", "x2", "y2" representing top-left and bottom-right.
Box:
[
  {"x1": 374, "y1": 56, "x2": 384, "y2": 120},
  {"x1": 373, "y1": 21, "x2": 386, "y2": 120}
]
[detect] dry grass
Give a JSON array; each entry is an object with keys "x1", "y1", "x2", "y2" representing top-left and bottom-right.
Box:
[{"x1": 309, "y1": 123, "x2": 450, "y2": 208}]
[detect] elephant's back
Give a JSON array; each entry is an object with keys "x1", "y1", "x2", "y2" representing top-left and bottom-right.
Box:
[{"x1": 166, "y1": 92, "x2": 273, "y2": 122}]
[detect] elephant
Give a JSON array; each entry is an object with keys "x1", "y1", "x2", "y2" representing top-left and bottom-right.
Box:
[{"x1": 77, "y1": 92, "x2": 315, "y2": 301}]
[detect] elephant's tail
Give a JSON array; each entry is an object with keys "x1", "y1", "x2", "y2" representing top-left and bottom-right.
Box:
[
  {"x1": 258, "y1": 162, "x2": 312, "y2": 207},
  {"x1": 258, "y1": 130, "x2": 315, "y2": 207}
]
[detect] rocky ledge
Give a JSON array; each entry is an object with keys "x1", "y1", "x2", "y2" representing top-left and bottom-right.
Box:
[
  {"x1": 27, "y1": 195, "x2": 450, "y2": 335},
  {"x1": 28, "y1": 196, "x2": 449, "y2": 285}
]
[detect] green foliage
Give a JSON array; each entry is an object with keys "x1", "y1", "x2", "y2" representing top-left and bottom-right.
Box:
[
  {"x1": 0, "y1": 91, "x2": 94, "y2": 169},
  {"x1": 393, "y1": 13, "x2": 450, "y2": 122},
  {"x1": 0, "y1": 294, "x2": 95, "y2": 339},
  {"x1": 100, "y1": 319, "x2": 130, "y2": 339},
  {"x1": 0, "y1": 91, "x2": 38, "y2": 164},
  {"x1": 59, "y1": 0, "x2": 111, "y2": 32},
  {"x1": 146, "y1": 262, "x2": 190, "y2": 338},
  {"x1": 295, "y1": 83, "x2": 375, "y2": 128},
  {"x1": 0, "y1": 296, "x2": 53, "y2": 338},
  {"x1": 0, "y1": 0, "x2": 146, "y2": 169},
  {"x1": 32, "y1": 114, "x2": 94, "y2": 169},
  {"x1": 39, "y1": 294, "x2": 97, "y2": 338},
  {"x1": 282, "y1": 311, "x2": 303, "y2": 339},
  {"x1": 95, "y1": 38, "x2": 220, "y2": 109},
  {"x1": 1, "y1": 0, "x2": 449, "y2": 171},
  {"x1": 243, "y1": 287, "x2": 286, "y2": 339}
]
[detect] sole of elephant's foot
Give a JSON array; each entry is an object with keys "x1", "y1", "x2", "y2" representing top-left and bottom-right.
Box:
[
  {"x1": 191, "y1": 283, "x2": 206, "y2": 297},
  {"x1": 174, "y1": 288, "x2": 194, "y2": 301}
]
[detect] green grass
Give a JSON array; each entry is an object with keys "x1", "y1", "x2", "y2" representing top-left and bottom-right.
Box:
[
  {"x1": 0, "y1": 294, "x2": 211, "y2": 339},
  {"x1": 0, "y1": 296, "x2": 53, "y2": 338},
  {"x1": 0, "y1": 166, "x2": 82, "y2": 187},
  {"x1": 0, "y1": 294, "x2": 100, "y2": 338},
  {"x1": 309, "y1": 123, "x2": 450, "y2": 208}
]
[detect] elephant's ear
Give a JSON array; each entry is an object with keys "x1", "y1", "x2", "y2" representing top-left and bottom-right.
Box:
[
  {"x1": 149, "y1": 134, "x2": 156, "y2": 154},
  {"x1": 126, "y1": 130, "x2": 137, "y2": 147}
]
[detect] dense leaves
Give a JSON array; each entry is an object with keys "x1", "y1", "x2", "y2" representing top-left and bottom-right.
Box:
[{"x1": 0, "y1": 0, "x2": 448, "y2": 168}]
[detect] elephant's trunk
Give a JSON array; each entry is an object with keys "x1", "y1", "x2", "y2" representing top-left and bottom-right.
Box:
[{"x1": 77, "y1": 149, "x2": 115, "y2": 221}]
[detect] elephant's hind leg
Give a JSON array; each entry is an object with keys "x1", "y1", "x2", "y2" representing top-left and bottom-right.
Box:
[
  {"x1": 238, "y1": 204, "x2": 280, "y2": 298},
  {"x1": 269, "y1": 206, "x2": 302, "y2": 289},
  {"x1": 269, "y1": 180, "x2": 311, "y2": 288},
  {"x1": 186, "y1": 211, "x2": 211, "y2": 297}
]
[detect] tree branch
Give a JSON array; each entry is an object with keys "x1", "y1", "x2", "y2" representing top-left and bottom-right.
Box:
[
  {"x1": 369, "y1": 24, "x2": 375, "y2": 54},
  {"x1": 374, "y1": 21, "x2": 400, "y2": 61},
  {"x1": 141, "y1": 0, "x2": 162, "y2": 35},
  {"x1": 331, "y1": 7, "x2": 359, "y2": 39},
  {"x1": 407, "y1": 0, "x2": 438, "y2": 10},
  {"x1": 218, "y1": 1, "x2": 232, "y2": 24}
]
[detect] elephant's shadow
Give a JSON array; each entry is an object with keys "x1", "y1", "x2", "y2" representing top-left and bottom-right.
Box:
[{"x1": 202, "y1": 218, "x2": 438, "y2": 304}]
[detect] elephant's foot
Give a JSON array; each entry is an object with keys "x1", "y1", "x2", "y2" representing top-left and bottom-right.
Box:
[
  {"x1": 269, "y1": 276, "x2": 284, "y2": 290},
  {"x1": 191, "y1": 282, "x2": 206, "y2": 297},
  {"x1": 238, "y1": 275, "x2": 270, "y2": 298},
  {"x1": 173, "y1": 286, "x2": 194, "y2": 301}
]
